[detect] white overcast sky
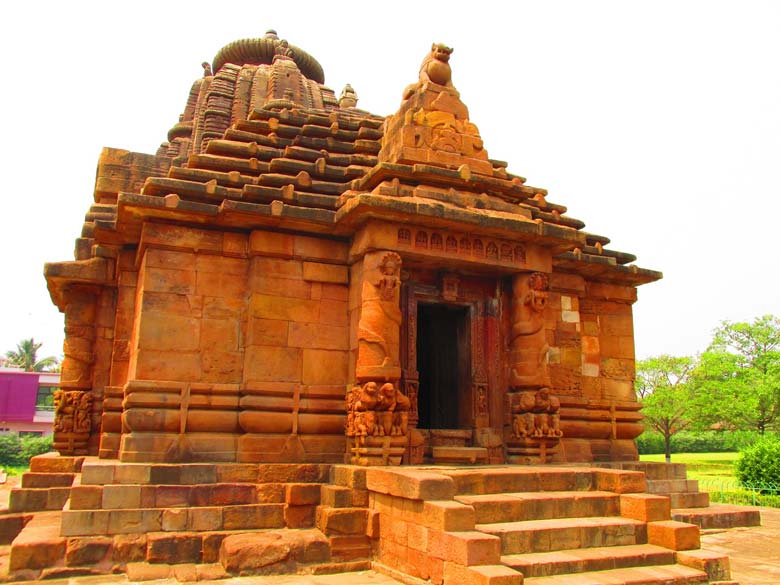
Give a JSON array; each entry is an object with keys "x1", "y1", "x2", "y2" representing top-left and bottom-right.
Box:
[{"x1": 0, "y1": 1, "x2": 778, "y2": 362}]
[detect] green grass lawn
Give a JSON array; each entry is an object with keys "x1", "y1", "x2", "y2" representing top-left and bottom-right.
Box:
[{"x1": 640, "y1": 452, "x2": 739, "y2": 485}]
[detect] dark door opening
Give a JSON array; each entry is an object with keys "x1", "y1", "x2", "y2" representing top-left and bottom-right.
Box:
[{"x1": 416, "y1": 304, "x2": 471, "y2": 429}]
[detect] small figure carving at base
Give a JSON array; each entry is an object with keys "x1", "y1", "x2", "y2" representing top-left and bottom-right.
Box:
[
  {"x1": 354, "y1": 381, "x2": 379, "y2": 440},
  {"x1": 393, "y1": 387, "x2": 410, "y2": 436},
  {"x1": 377, "y1": 382, "x2": 396, "y2": 437},
  {"x1": 511, "y1": 387, "x2": 562, "y2": 439},
  {"x1": 347, "y1": 381, "x2": 410, "y2": 447}
]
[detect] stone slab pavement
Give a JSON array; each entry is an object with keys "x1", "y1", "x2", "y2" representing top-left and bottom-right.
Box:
[{"x1": 700, "y1": 505, "x2": 780, "y2": 585}]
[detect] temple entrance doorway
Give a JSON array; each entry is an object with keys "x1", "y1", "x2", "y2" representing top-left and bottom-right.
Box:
[
  {"x1": 401, "y1": 276, "x2": 501, "y2": 465},
  {"x1": 416, "y1": 303, "x2": 471, "y2": 430}
]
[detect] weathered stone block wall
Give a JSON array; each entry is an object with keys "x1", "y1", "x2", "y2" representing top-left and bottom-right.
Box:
[
  {"x1": 108, "y1": 223, "x2": 351, "y2": 463},
  {"x1": 239, "y1": 230, "x2": 350, "y2": 463},
  {"x1": 546, "y1": 273, "x2": 642, "y2": 463}
]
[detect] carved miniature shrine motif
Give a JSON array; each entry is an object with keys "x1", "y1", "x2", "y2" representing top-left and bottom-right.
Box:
[{"x1": 397, "y1": 227, "x2": 528, "y2": 268}]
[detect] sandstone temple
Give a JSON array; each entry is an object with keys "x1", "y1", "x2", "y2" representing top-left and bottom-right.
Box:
[{"x1": 1, "y1": 32, "x2": 750, "y2": 584}]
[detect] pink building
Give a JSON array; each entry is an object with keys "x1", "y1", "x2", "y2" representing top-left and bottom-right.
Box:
[{"x1": 0, "y1": 369, "x2": 57, "y2": 436}]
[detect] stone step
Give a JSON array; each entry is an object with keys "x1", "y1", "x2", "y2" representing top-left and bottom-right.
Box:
[
  {"x1": 20, "y1": 472, "x2": 76, "y2": 488},
  {"x1": 501, "y1": 543, "x2": 675, "y2": 577},
  {"x1": 8, "y1": 487, "x2": 70, "y2": 512},
  {"x1": 646, "y1": 479, "x2": 699, "y2": 494},
  {"x1": 124, "y1": 560, "x2": 372, "y2": 581},
  {"x1": 8, "y1": 511, "x2": 65, "y2": 573},
  {"x1": 29, "y1": 453, "x2": 86, "y2": 474},
  {"x1": 326, "y1": 534, "x2": 372, "y2": 562},
  {"x1": 669, "y1": 492, "x2": 710, "y2": 509},
  {"x1": 61, "y1": 501, "x2": 289, "y2": 536},
  {"x1": 599, "y1": 462, "x2": 688, "y2": 481},
  {"x1": 79, "y1": 461, "x2": 330, "y2": 486},
  {"x1": 320, "y1": 485, "x2": 353, "y2": 508},
  {"x1": 676, "y1": 549, "x2": 733, "y2": 582},
  {"x1": 476, "y1": 516, "x2": 647, "y2": 555},
  {"x1": 664, "y1": 492, "x2": 710, "y2": 508},
  {"x1": 431, "y1": 446, "x2": 489, "y2": 465},
  {"x1": 0, "y1": 512, "x2": 32, "y2": 545},
  {"x1": 316, "y1": 506, "x2": 368, "y2": 536},
  {"x1": 218, "y1": 528, "x2": 368, "y2": 576},
  {"x1": 672, "y1": 504, "x2": 761, "y2": 530},
  {"x1": 443, "y1": 467, "x2": 645, "y2": 496},
  {"x1": 69, "y1": 481, "x2": 316, "y2": 510},
  {"x1": 522, "y1": 563, "x2": 709, "y2": 584},
  {"x1": 456, "y1": 491, "x2": 620, "y2": 524},
  {"x1": 9, "y1": 521, "x2": 370, "y2": 579}
]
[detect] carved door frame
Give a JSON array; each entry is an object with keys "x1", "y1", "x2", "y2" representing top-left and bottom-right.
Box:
[{"x1": 400, "y1": 276, "x2": 495, "y2": 436}]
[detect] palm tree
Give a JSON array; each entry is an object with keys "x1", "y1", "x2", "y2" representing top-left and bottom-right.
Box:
[{"x1": 4, "y1": 338, "x2": 59, "y2": 372}]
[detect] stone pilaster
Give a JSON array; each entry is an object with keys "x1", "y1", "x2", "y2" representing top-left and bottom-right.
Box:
[{"x1": 54, "y1": 287, "x2": 98, "y2": 456}]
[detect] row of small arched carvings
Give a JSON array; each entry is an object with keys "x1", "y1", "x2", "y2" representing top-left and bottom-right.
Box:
[{"x1": 397, "y1": 228, "x2": 526, "y2": 263}]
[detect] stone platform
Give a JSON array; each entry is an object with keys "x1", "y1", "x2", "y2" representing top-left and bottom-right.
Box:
[{"x1": 0, "y1": 456, "x2": 743, "y2": 584}]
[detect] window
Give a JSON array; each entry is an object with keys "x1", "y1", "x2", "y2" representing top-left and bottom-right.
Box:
[{"x1": 36, "y1": 386, "x2": 57, "y2": 411}]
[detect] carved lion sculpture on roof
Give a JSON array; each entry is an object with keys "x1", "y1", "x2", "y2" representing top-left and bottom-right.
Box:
[{"x1": 403, "y1": 43, "x2": 456, "y2": 100}]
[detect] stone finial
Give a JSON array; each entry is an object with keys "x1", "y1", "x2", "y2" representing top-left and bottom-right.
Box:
[
  {"x1": 265, "y1": 29, "x2": 279, "y2": 39},
  {"x1": 275, "y1": 39, "x2": 294, "y2": 58},
  {"x1": 339, "y1": 84, "x2": 358, "y2": 108},
  {"x1": 201, "y1": 61, "x2": 212, "y2": 77}
]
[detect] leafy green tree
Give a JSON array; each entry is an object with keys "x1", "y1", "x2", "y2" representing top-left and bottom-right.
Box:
[
  {"x1": 636, "y1": 355, "x2": 697, "y2": 462},
  {"x1": 4, "y1": 338, "x2": 59, "y2": 372},
  {"x1": 695, "y1": 315, "x2": 780, "y2": 434}
]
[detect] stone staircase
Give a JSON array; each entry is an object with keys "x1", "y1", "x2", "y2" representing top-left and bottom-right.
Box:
[
  {"x1": 3, "y1": 458, "x2": 372, "y2": 582},
  {"x1": 601, "y1": 462, "x2": 761, "y2": 531},
  {"x1": 2, "y1": 459, "x2": 741, "y2": 584},
  {"x1": 389, "y1": 466, "x2": 733, "y2": 584},
  {"x1": 6, "y1": 453, "x2": 82, "y2": 514},
  {"x1": 0, "y1": 453, "x2": 82, "y2": 578},
  {"x1": 450, "y1": 472, "x2": 710, "y2": 583}
]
